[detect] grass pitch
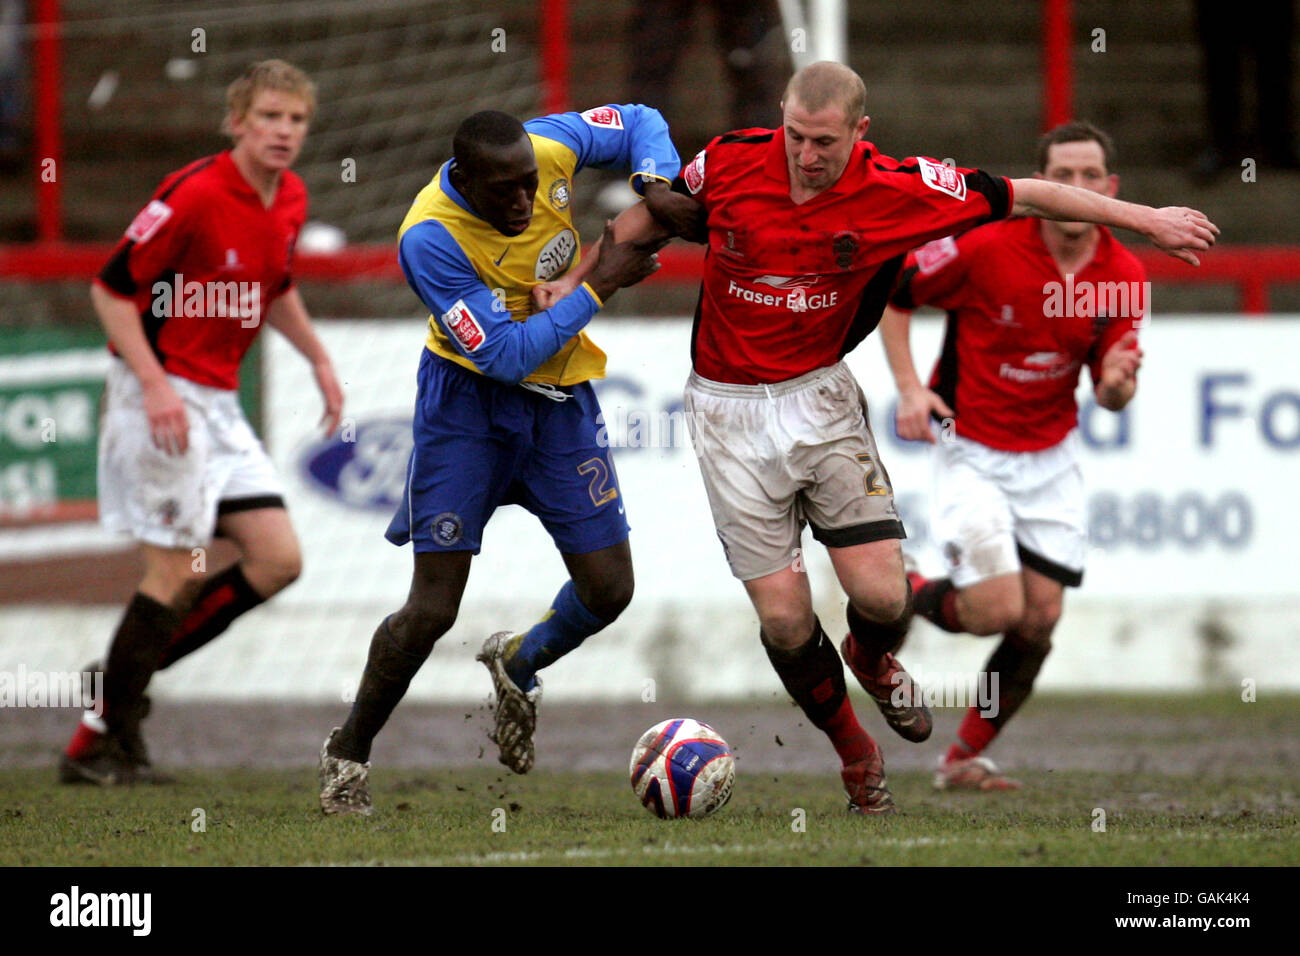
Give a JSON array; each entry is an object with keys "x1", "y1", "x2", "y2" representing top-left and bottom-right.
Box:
[{"x1": 3, "y1": 694, "x2": 1296, "y2": 867}]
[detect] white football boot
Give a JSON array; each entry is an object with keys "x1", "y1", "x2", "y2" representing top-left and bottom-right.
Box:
[{"x1": 477, "y1": 631, "x2": 542, "y2": 774}]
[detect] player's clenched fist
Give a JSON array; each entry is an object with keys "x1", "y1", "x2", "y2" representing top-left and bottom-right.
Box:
[
  {"x1": 586, "y1": 219, "x2": 663, "y2": 300},
  {"x1": 1099, "y1": 330, "x2": 1143, "y2": 388}
]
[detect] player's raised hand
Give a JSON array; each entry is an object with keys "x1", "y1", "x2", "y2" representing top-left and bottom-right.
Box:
[
  {"x1": 1100, "y1": 330, "x2": 1143, "y2": 388},
  {"x1": 141, "y1": 378, "x2": 190, "y2": 455},
  {"x1": 1145, "y1": 206, "x2": 1219, "y2": 266},
  {"x1": 313, "y1": 359, "x2": 344, "y2": 436},
  {"x1": 896, "y1": 385, "x2": 954, "y2": 443}
]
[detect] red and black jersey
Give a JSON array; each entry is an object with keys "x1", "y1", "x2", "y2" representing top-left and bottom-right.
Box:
[
  {"x1": 891, "y1": 216, "x2": 1147, "y2": 452},
  {"x1": 671, "y1": 129, "x2": 1012, "y2": 384},
  {"x1": 96, "y1": 150, "x2": 307, "y2": 390}
]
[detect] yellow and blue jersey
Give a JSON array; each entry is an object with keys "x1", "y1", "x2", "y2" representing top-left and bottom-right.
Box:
[{"x1": 398, "y1": 105, "x2": 680, "y2": 386}]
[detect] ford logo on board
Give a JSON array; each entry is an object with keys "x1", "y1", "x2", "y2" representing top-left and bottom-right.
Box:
[{"x1": 298, "y1": 416, "x2": 412, "y2": 511}]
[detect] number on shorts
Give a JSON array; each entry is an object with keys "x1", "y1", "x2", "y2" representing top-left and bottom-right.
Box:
[
  {"x1": 855, "y1": 452, "x2": 887, "y2": 496},
  {"x1": 577, "y1": 452, "x2": 619, "y2": 507}
]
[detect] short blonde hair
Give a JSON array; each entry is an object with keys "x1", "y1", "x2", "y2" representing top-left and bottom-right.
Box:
[
  {"x1": 222, "y1": 59, "x2": 316, "y2": 136},
  {"x1": 782, "y1": 61, "x2": 866, "y2": 127}
]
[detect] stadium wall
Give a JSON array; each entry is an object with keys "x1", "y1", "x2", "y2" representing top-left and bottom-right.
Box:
[{"x1": 3, "y1": 316, "x2": 1298, "y2": 701}]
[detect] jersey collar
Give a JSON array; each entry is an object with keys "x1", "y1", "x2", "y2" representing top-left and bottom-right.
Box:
[
  {"x1": 763, "y1": 130, "x2": 871, "y2": 198},
  {"x1": 1030, "y1": 215, "x2": 1114, "y2": 272},
  {"x1": 217, "y1": 149, "x2": 270, "y2": 205},
  {"x1": 439, "y1": 160, "x2": 480, "y2": 219}
]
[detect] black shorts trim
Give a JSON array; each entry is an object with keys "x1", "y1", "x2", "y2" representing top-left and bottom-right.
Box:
[
  {"x1": 811, "y1": 518, "x2": 906, "y2": 548},
  {"x1": 217, "y1": 495, "x2": 286, "y2": 517},
  {"x1": 1016, "y1": 541, "x2": 1083, "y2": 588}
]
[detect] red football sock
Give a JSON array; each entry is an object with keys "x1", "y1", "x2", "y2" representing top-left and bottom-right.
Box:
[
  {"x1": 65, "y1": 716, "x2": 107, "y2": 759},
  {"x1": 822, "y1": 696, "x2": 876, "y2": 766},
  {"x1": 947, "y1": 705, "x2": 998, "y2": 763}
]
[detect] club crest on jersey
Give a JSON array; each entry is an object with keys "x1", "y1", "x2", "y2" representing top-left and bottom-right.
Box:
[
  {"x1": 535, "y1": 228, "x2": 577, "y2": 281},
  {"x1": 832, "y1": 231, "x2": 857, "y2": 270},
  {"x1": 581, "y1": 106, "x2": 623, "y2": 130},
  {"x1": 683, "y1": 150, "x2": 706, "y2": 194},
  {"x1": 125, "y1": 200, "x2": 172, "y2": 243},
  {"x1": 914, "y1": 236, "x2": 959, "y2": 274},
  {"x1": 442, "y1": 299, "x2": 485, "y2": 351},
  {"x1": 431, "y1": 512, "x2": 463, "y2": 547},
  {"x1": 548, "y1": 178, "x2": 571, "y2": 210},
  {"x1": 917, "y1": 158, "x2": 967, "y2": 201}
]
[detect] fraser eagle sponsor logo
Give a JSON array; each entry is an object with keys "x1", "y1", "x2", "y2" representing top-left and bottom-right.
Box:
[
  {"x1": 917, "y1": 157, "x2": 967, "y2": 200},
  {"x1": 683, "y1": 150, "x2": 705, "y2": 194},
  {"x1": 1000, "y1": 350, "x2": 1079, "y2": 382},
  {"x1": 298, "y1": 416, "x2": 413, "y2": 511},
  {"x1": 914, "y1": 235, "x2": 958, "y2": 274},
  {"x1": 125, "y1": 199, "x2": 172, "y2": 243},
  {"x1": 726, "y1": 276, "x2": 838, "y2": 312},
  {"x1": 581, "y1": 106, "x2": 623, "y2": 129},
  {"x1": 50, "y1": 886, "x2": 151, "y2": 936},
  {"x1": 535, "y1": 229, "x2": 577, "y2": 281},
  {"x1": 151, "y1": 273, "x2": 261, "y2": 328},
  {"x1": 1042, "y1": 275, "x2": 1150, "y2": 322},
  {"x1": 443, "y1": 299, "x2": 485, "y2": 350}
]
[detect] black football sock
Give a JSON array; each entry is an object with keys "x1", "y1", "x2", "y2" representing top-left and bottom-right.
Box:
[
  {"x1": 762, "y1": 619, "x2": 849, "y2": 730},
  {"x1": 912, "y1": 576, "x2": 964, "y2": 633},
  {"x1": 156, "y1": 564, "x2": 264, "y2": 670},
  {"x1": 983, "y1": 628, "x2": 1051, "y2": 730},
  {"x1": 332, "y1": 617, "x2": 432, "y2": 763},
  {"x1": 102, "y1": 593, "x2": 182, "y2": 732},
  {"x1": 844, "y1": 593, "x2": 912, "y2": 675},
  {"x1": 764, "y1": 620, "x2": 874, "y2": 764}
]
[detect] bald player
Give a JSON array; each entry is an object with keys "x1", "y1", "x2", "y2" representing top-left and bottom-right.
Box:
[{"x1": 547, "y1": 62, "x2": 1216, "y2": 814}]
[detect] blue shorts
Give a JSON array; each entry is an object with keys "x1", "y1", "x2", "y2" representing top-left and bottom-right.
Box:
[{"x1": 386, "y1": 350, "x2": 630, "y2": 555}]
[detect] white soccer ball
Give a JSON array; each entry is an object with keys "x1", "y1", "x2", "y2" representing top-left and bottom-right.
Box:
[{"x1": 629, "y1": 718, "x2": 735, "y2": 819}]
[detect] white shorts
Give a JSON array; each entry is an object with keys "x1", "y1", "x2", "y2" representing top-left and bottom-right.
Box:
[
  {"x1": 930, "y1": 429, "x2": 1086, "y2": 589},
  {"x1": 98, "y1": 359, "x2": 284, "y2": 549},
  {"x1": 684, "y1": 362, "x2": 904, "y2": 581}
]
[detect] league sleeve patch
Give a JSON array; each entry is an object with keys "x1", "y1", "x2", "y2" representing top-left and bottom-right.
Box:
[
  {"x1": 914, "y1": 235, "x2": 959, "y2": 274},
  {"x1": 125, "y1": 199, "x2": 173, "y2": 244},
  {"x1": 917, "y1": 158, "x2": 967, "y2": 201},
  {"x1": 581, "y1": 106, "x2": 624, "y2": 130},
  {"x1": 683, "y1": 150, "x2": 706, "y2": 195},
  {"x1": 442, "y1": 299, "x2": 485, "y2": 352}
]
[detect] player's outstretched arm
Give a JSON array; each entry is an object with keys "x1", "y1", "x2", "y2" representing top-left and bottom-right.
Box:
[
  {"x1": 879, "y1": 304, "x2": 953, "y2": 443},
  {"x1": 1010, "y1": 178, "x2": 1219, "y2": 266},
  {"x1": 265, "y1": 288, "x2": 344, "y2": 436},
  {"x1": 91, "y1": 281, "x2": 190, "y2": 456}
]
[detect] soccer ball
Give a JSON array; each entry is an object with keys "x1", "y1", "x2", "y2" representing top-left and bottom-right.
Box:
[{"x1": 629, "y1": 718, "x2": 735, "y2": 819}]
